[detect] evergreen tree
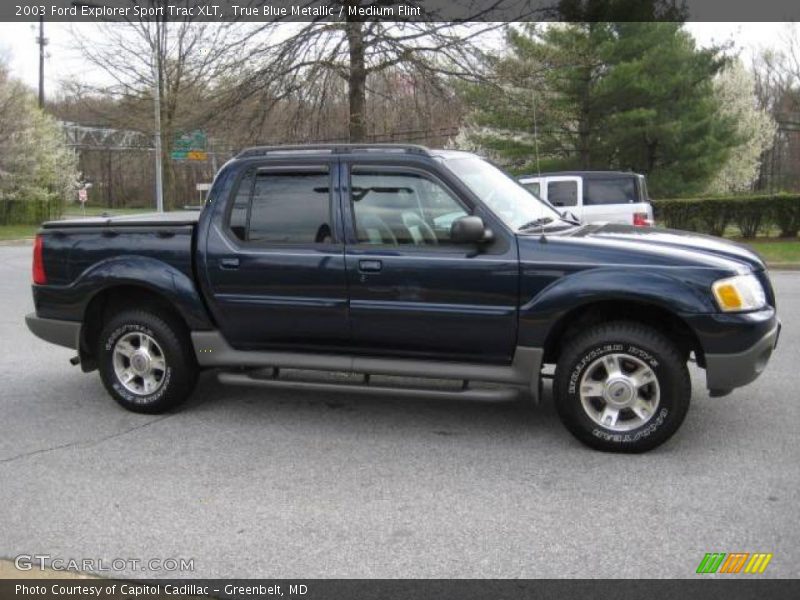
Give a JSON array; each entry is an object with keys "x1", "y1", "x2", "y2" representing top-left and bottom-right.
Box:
[{"x1": 464, "y1": 22, "x2": 738, "y2": 197}]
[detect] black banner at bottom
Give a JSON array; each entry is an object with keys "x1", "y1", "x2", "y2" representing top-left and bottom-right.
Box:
[{"x1": 1, "y1": 579, "x2": 800, "y2": 600}]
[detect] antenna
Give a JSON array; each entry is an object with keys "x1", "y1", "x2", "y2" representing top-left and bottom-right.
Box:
[
  {"x1": 532, "y1": 88, "x2": 547, "y2": 242},
  {"x1": 532, "y1": 87, "x2": 542, "y2": 178}
]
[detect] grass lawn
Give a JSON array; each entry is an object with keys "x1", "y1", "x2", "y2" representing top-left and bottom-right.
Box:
[
  {"x1": 0, "y1": 207, "x2": 153, "y2": 241},
  {"x1": 62, "y1": 205, "x2": 153, "y2": 217},
  {"x1": 738, "y1": 238, "x2": 800, "y2": 265},
  {"x1": 0, "y1": 224, "x2": 39, "y2": 241}
]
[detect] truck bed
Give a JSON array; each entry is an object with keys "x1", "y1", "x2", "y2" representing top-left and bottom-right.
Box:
[
  {"x1": 37, "y1": 211, "x2": 199, "y2": 289},
  {"x1": 42, "y1": 210, "x2": 201, "y2": 229}
]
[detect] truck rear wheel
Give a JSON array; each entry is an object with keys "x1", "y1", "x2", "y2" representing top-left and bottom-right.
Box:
[
  {"x1": 553, "y1": 321, "x2": 691, "y2": 453},
  {"x1": 97, "y1": 310, "x2": 198, "y2": 414}
]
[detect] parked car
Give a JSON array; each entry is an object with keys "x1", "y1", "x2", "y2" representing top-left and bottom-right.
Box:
[
  {"x1": 26, "y1": 145, "x2": 779, "y2": 452},
  {"x1": 519, "y1": 171, "x2": 654, "y2": 227}
]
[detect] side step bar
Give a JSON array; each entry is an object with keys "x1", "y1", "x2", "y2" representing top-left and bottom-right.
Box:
[
  {"x1": 217, "y1": 372, "x2": 521, "y2": 402},
  {"x1": 193, "y1": 331, "x2": 542, "y2": 389}
]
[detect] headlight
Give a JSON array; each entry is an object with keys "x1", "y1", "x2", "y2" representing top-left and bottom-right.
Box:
[{"x1": 712, "y1": 274, "x2": 766, "y2": 312}]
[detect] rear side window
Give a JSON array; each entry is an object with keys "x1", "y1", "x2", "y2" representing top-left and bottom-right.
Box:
[
  {"x1": 584, "y1": 177, "x2": 637, "y2": 205},
  {"x1": 228, "y1": 170, "x2": 332, "y2": 244},
  {"x1": 547, "y1": 181, "x2": 578, "y2": 206}
]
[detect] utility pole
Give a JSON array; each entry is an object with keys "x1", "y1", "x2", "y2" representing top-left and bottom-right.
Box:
[
  {"x1": 71, "y1": 0, "x2": 165, "y2": 212},
  {"x1": 153, "y1": 43, "x2": 164, "y2": 213},
  {"x1": 36, "y1": 16, "x2": 47, "y2": 108}
]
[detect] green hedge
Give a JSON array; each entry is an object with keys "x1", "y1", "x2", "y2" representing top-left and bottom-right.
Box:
[
  {"x1": 0, "y1": 197, "x2": 64, "y2": 226},
  {"x1": 652, "y1": 194, "x2": 800, "y2": 239}
]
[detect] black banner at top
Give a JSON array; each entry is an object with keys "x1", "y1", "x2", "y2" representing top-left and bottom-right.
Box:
[{"x1": 4, "y1": 0, "x2": 800, "y2": 22}]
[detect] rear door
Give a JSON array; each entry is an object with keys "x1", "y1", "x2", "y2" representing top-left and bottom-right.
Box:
[
  {"x1": 341, "y1": 160, "x2": 519, "y2": 363},
  {"x1": 202, "y1": 160, "x2": 351, "y2": 351}
]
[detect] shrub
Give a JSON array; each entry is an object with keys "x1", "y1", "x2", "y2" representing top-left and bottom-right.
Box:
[
  {"x1": 653, "y1": 194, "x2": 800, "y2": 239},
  {"x1": 0, "y1": 190, "x2": 63, "y2": 226},
  {"x1": 769, "y1": 194, "x2": 800, "y2": 238}
]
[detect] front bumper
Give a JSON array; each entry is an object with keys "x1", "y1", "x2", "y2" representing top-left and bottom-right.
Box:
[
  {"x1": 25, "y1": 312, "x2": 81, "y2": 350},
  {"x1": 704, "y1": 320, "x2": 780, "y2": 392}
]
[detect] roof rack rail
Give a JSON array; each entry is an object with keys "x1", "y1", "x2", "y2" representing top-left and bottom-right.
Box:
[{"x1": 236, "y1": 143, "x2": 432, "y2": 159}]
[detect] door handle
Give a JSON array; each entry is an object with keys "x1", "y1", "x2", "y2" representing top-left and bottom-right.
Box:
[
  {"x1": 219, "y1": 257, "x2": 240, "y2": 270},
  {"x1": 358, "y1": 259, "x2": 382, "y2": 273}
]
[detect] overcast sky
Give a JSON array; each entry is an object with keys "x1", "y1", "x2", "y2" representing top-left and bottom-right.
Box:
[{"x1": 0, "y1": 22, "x2": 794, "y2": 96}]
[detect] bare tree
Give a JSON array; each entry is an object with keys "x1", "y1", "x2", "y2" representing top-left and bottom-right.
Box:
[
  {"x1": 752, "y1": 24, "x2": 800, "y2": 191},
  {"x1": 235, "y1": 1, "x2": 526, "y2": 142},
  {"x1": 71, "y1": 2, "x2": 265, "y2": 208}
]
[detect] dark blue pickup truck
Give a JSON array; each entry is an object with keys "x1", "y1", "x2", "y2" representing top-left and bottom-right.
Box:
[{"x1": 26, "y1": 145, "x2": 780, "y2": 452}]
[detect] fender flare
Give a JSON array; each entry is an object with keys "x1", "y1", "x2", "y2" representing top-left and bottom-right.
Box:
[
  {"x1": 518, "y1": 268, "x2": 715, "y2": 348},
  {"x1": 74, "y1": 255, "x2": 214, "y2": 331}
]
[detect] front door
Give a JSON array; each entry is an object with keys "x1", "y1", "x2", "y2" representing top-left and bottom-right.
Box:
[
  {"x1": 203, "y1": 160, "x2": 350, "y2": 351},
  {"x1": 341, "y1": 162, "x2": 519, "y2": 363},
  {"x1": 545, "y1": 176, "x2": 582, "y2": 221}
]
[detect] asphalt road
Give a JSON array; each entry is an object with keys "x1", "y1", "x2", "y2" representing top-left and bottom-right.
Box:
[{"x1": 0, "y1": 243, "x2": 798, "y2": 579}]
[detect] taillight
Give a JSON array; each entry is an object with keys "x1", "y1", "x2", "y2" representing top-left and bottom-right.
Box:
[
  {"x1": 32, "y1": 234, "x2": 47, "y2": 284},
  {"x1": 633, "y1": 212, "x2": 652, "y2": 227}
]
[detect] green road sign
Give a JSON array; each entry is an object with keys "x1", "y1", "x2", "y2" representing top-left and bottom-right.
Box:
[{"x1": 172, "y1": 129, "x2": 208, "y2": 152}]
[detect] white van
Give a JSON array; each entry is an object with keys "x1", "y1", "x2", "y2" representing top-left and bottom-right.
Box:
[{"x1": 518, "y1": 171, "x2": 654, "y2": 227}]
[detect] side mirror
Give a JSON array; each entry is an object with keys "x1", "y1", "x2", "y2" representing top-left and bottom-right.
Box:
[
  {"x1": 561, "y1": 210, "x2": 580, "y2": 223},
  {"x1": 450, "y1": 215, "x2": 493, "y2": 244}
]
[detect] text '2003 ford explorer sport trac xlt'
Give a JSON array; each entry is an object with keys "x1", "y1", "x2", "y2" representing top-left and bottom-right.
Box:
[{"x1": 26, "y1": 145, "x2": 780, "y2": 452}]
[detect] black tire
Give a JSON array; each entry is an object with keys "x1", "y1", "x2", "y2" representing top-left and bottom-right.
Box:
[
  {"x1": 553, "y1": 321, "x2": 691, "y2": 453},
  {"x1": 97, "y1": 310, "x2": 198, "y2": 414}
]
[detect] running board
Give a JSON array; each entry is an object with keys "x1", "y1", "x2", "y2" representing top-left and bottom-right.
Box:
[
  {"x1": 192, "y1": 331, "x2": 542, "y2": 392},
  {"x1": 217, "y1": 371, "x2": 521, "y2": 402}
]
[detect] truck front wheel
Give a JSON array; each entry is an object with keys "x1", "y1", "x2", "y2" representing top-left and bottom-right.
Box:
[
  {"x1": 553, "y1": 321, "x2": 691, "y2": 453},
  {"x1": 97, "y1": 310, "x2": 198, "y2": 414}
]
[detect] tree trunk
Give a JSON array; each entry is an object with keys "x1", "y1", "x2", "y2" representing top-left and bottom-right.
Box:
[
  {"x1": 578, "y1": 68, "x2": 592, "y2": 168},
  {"x1": 346, "y1": 14, "x2": 367, "y2": 142}
]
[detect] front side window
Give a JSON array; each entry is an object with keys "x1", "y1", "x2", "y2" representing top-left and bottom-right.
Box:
[
  {"x1": 350, "y1": 170, "x2": 467, "y2": 246},
  {"x1": 547, "y1": 181, "x2": 578, "y2": 207},
  {"x1": 522, "y1": 181, "x2": 541, "y2": 196},
  {"x1": 229, "y1": 169, "x2": 332, "y2": 244}
]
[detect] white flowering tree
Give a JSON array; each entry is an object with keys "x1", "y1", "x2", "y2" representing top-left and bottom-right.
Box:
[
  {"x1": 707, "y1": 60, "x2": 777, "y2": 195},
  {"x1": 0, "y1": 61, "x2": 78, "y2": 223}
]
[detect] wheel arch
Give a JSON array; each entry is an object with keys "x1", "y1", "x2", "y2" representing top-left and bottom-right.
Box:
[
  {"x1": 79, "y1": 284, "x2": 195, "y2": 372},
  {"x1": 540, "y1": 299, "x2": 704, "y2": 367}
]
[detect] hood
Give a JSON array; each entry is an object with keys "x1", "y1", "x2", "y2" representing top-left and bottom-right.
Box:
[
  {"x1": 559, "y1": 223, "x2": 766, "y2": 271},
  {"x1": 519, "y1": 223, "x2": 766, "y2": 272}
]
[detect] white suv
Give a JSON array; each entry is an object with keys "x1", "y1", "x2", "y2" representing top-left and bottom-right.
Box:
[{"x1": 518, "y1": 171, "x2": 654, "y2": 227}]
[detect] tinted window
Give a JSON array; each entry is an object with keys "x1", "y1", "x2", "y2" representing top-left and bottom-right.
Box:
[
  {"x1": 351, "y1": 170, "x2": 467, "y2": 246},
  {"x1": 547, "y1": 181, "x2": 578, "y2": 207},
  {"x1": 229, "y1": 170, "x2": 254, "y2": 240},
  {"x1": 229, "y1": 170, "x2": 331, "y2": 243},
  {"x1": 584, "y1": 177, "x2": 637, "y2": 205},
  {"x1": 522, "y1": 181, "x2": 541, "y2": 196}
]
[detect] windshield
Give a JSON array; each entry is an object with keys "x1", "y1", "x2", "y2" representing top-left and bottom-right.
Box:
[{"x1": 443, "y1": 156, "x2": 564, "y2": 230}]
